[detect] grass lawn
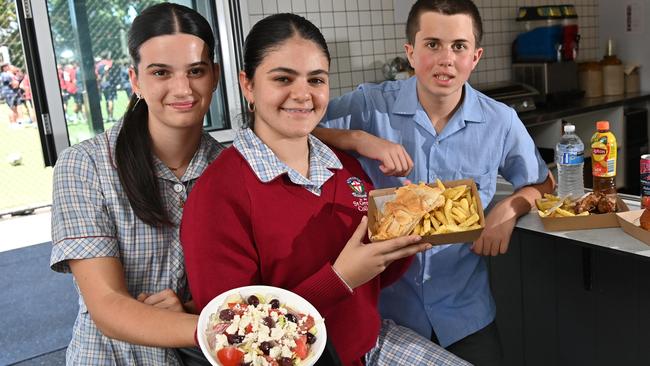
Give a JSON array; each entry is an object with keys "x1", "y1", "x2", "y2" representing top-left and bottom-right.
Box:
[
  {"x1": 0, "y1": 92, "x2": 129, "y2": 213},
  {"x1": 0, "y1": 106, "x2": 53, "y2": 213}
]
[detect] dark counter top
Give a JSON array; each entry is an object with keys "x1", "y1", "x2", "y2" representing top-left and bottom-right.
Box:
[
  {"x1": 494, "y1": 178, "x2": 650, "y2": 258},
  {"x1": 519, "y1": 92, "x2": 650, "y2": 127}
]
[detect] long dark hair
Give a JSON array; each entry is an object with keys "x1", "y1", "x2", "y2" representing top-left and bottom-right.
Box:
[
  {"x1": 115, "y1": 3, "x2": 215, "y2": 226},
  {"x1": 242, "y1": 13, "x2": 330, "y2": 128}
]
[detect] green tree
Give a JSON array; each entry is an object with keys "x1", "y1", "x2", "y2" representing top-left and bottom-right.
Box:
[
  {"x1": 0, "y1": 0, "x2": 25, "y2": 69},
  {"x1": 47, "y1": 0, "x2": 158, "y2": 63}
]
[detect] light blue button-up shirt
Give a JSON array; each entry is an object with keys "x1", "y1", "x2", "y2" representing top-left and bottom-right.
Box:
[{"x1": 321, "y1": 76, "x2": 548, "y2": 347}]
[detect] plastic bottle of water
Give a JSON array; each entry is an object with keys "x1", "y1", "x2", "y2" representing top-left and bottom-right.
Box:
[{"x1": 556, "y1": 123, "x2": 585, "y2": 199}]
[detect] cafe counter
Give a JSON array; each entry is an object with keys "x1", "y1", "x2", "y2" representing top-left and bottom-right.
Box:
[{"x1": 489, "y1": 180, "x2": 650, "y2": 366}]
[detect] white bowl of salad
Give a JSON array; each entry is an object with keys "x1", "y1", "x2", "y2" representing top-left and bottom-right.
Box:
[{"x1": 197, "y1": 285, "x2": 327, "y2": 366}]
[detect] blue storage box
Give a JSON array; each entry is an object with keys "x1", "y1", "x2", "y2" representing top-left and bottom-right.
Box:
[
  {"x1": 514, "y1": 25, "x2": 563, "y2": 62},
  {"x1": 514, "y1": 6, "x2": 566, "y2": 62}
]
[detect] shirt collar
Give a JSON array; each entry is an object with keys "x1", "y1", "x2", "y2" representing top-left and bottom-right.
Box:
[
  {"x1": 393, "y1": 76, "x2": 419, "y2": 115},
  {"x1": 153, "y1": 133, "x2": 222, "y2": 182},
  {"x1": 393, "y1": 78, "x2": 486, "y2": 124},
  {"x1": 107, "y1": 119, "x2": 223, "y2": 183},
  {"x1": 233, "y1": 128, "x2": 342, "y2": 194}
]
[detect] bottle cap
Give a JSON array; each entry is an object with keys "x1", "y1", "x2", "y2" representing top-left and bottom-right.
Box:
[
  {"x1": 563, "y1": 124, "x2": 575, "y2": 133},
  {"x1": 596, "y1": 121, "x2": 610, "y2": 130}
]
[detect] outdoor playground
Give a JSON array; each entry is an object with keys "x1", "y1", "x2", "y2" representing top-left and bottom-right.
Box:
[{"x1": 0, "y1": 93, "x2": 127, "y2": 214}]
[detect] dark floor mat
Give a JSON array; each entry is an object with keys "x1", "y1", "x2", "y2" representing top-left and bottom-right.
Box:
[
  {"x1": 0, "y1": 243, "x2": 76, "y2": 365},
  {"x1": 10, "y1": 348, "x2": 66, "y2": 366}
]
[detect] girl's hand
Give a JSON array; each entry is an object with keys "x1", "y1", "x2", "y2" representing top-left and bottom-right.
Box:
[
  {"x1": 136, "y1": 289, "x2": 185, "y2": 313},
  {"x1": 332, "y1": 216, "x2": 431, "y2": 289}
]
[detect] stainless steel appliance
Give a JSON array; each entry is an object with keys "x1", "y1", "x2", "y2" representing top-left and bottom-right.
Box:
[
  {"x1": 512, "y1": 62, "x2": 583, "y2": 104},
  {"x1": 475, "y1": 81, "x2": 539, "y2": 113}
]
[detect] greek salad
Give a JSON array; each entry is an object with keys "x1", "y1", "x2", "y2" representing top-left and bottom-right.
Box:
[{"x1": 206, "y1": 293, "x2": 319, "y2": 366}]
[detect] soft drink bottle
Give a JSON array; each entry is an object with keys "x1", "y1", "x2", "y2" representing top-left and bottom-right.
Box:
[{"x1": 591, "y1": 120, "x2": 617, "y2": 196}]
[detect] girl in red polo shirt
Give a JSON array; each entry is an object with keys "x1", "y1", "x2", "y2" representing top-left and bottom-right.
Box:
[{"x1": 181, "y1": 13, "x2": 469, "y2": 366}]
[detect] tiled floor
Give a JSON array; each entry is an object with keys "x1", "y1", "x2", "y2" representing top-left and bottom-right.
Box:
[{"x1": 0, "y1": 207, "x2": 52, "y2": 252}]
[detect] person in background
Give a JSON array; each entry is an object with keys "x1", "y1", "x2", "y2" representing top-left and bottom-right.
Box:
[
  {"x1": 181, "y1": 12, "x2": 470, "y2": 366},
  {"x1": 1, "y1": 63, "x2": 25, "y2": 125},
  {"x1": 96, "y1": 51, "x2": 118, "y2": 122},
  {"x1": 120, "y1": 58, "x2": 133, "y2": 97},
  {"x1": 50, "y1": 3, "x2": 223, "y2": 365},
  {"x1": 63, "y1": 62, "x2": 79, "y2": 123},
  {"x1": 70, "y1": 60, "x2": 86, "y2": 121},
  {"x1": 57, "y1": 62, "x2": 70, "y2": 115},
  {"x1": 19, "y1": 72, "x2": 35, "y2": 123},
  {"x1": 315, "y1": 0, "x2": 554, "y2": 365}
]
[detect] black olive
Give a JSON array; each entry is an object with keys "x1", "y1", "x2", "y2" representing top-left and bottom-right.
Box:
[
  {"x1": 226, "y1": 333, "x2": 244, "y2": 344},
  {"x1": 247, "y1": 295, "x2": 260, "y2": 307},
  {"x1": 219, "y1": 309, "x2": 235, "y2": 321},
  {"x1": 270, "y1": 299, "x2": 280, "y2": 309},
  {"x1": 285, "y1": 313, "x2": 297, "y2": 323},
  {"x1": 259, "y1": 341, "x2": 273, "y2": 355},
  {"x1": 306, "y1": 332, "x2": 316, "y2": 344},
  {"x1": 263, "y1": 316, "x2": 275, "y2": 328},
  {"x1": 278, "y1": 357, "x2": 293, "y2": 366}
]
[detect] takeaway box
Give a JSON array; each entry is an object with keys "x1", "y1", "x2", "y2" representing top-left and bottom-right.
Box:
[{"x1": 367, "y1": 179, "x2": 485, "y2": 245}]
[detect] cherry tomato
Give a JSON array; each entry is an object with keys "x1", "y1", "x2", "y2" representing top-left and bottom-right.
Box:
[
  {"x1": 228, "y1": 302, "x2": 248, "y2": 316},
  {"x1": 217, "y1": 346, "x2": 244, "y2": 366},
  {"x1": 293, "y1": 335, "x2": 308, "y2": 359}
]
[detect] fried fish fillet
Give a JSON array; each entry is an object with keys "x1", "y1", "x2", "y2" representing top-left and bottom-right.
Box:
[{"x1": 372, "y1": 183, "x2": 445, "y2": 240}]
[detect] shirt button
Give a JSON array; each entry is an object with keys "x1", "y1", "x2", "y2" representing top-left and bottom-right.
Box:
[{"x1": 173, "y1": 183, "x2": 185, "y2": 193}]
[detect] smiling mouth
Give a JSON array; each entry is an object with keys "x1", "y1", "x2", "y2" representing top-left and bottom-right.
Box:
[
  {"x1": 281, "y1": 108, "x2": 314, "y2": 114},
  {"x1": 168, "y1": 101, "x2": 196, "y2": 109}
]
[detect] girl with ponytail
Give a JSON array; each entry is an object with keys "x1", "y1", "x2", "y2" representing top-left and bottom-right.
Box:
[{"x1": 50, "y1": 3, "x2": 223, "y2": 365}]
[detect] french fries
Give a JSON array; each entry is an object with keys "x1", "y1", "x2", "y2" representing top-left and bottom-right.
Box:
[
  {"x1": 535, "y1": 193, "x2": 590, "y2": 218},
  {"x1": 410, "y1": 179, "x2": 483, "y2": 236}
]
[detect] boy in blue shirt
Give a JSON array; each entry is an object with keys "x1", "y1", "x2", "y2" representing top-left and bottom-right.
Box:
[{"x1": 316, "y1": 1, "x2": 554, "y2": 365}]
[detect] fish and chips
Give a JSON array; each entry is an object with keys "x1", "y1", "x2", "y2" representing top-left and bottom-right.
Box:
[{"x1": 371, "y1": 180, "x2": 483, "y2": 241}]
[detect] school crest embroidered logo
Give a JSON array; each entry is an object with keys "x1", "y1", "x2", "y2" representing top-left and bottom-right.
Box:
[{"x1": 347, "y1": 177, "x2": 367, "y2": 198}]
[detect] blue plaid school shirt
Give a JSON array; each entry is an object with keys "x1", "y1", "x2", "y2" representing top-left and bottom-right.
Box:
[
  {"x1": 50, "y1": 120, "x2": 223, "y2": 365},
  {"x1": 233, "y1": 127, "x2": 342, "y2": 195}
]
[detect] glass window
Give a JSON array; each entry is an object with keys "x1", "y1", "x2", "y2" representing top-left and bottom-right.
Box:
[{"x1": 46, "y1": 0, "x2": 229, "y2": 145}]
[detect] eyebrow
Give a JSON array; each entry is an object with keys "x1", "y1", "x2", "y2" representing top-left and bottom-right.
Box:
[
  {"x1": 145, "y1": 61, "x2": 209, "y2": 69},
  {"x1": 268, "y1": 67, "x2": 329, "y2": 76},
  {"x1": 422, "y1": 37, "x2": 470, "y2": 43}
]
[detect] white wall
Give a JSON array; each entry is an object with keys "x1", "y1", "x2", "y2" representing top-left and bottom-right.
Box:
[
  {"x1": 243, "y1": 0, "x2": 601, "y2": 96},
  {"x1": 598, "y1": 0, "x2": 650, "y2": 91}
]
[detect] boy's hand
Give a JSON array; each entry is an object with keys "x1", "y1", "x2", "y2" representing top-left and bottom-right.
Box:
[
  {"x1": 356, "y1": 131, "x2": 413, "y2": 177},
  {"x1": 471, "y1": 203, "x2": 517, "y2": 256}
]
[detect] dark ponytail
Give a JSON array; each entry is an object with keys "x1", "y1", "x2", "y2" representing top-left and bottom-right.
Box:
[{"x1": 114, "y1": 3, "x2": 215, "y2": 226}]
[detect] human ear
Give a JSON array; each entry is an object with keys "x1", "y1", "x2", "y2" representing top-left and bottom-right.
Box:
[
  {"x1": 238, "y1": 70, "x2": 254, "y2": 104},
  {"x1": 404, "y1": 43, "x2": 415, "y2": 69},
  {"x1": 128, "y1": 66, "x2": 140, "y2": 95},
  {"x1": 471, "y1": 47, "x2": 484, "y2": 70}
]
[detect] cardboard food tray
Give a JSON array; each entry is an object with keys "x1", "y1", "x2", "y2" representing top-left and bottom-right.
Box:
[
  {"x1": 538, "y1": 197, "x2": 629, "y2": 232},
  {"x1": 368, "y1": 179, "x2": 485, "y2": 245},
  {"x1": 617, "y1": 210, "x2": 650, "y2": 246}
]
